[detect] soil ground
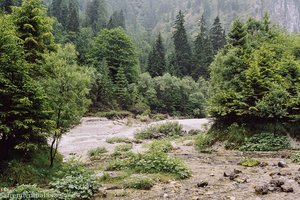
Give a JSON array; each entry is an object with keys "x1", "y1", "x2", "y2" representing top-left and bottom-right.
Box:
[{"x1": 58, "y1": 117, "x2": 300, "y2": 200}]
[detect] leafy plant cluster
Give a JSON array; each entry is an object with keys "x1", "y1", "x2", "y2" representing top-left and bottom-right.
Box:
[
  {"x1": 240, "y1": 133, "x2": 290, "y2": 151},
  {"x1": 135, "y1": 122, "x2": 184, "y2": 140},
  {"x1": 49, "y1": 162, "x2": 100, "y2": 200},
  {"x1": 106, "y1": 150, "x2": 191, "y2": 179},
  {"x1": 148, "y1": 140, "x2": 173, "y2": 153},
  {"x1": 291, "y1": 153, "x2": 300, "y2": 164},
  {"x1": 123, "y1": 176, "x2": 155, "y2": 190}
]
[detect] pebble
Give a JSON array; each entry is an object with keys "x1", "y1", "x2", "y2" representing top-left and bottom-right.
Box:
[
  {"x1": 278, "y1": 161, "x2": 287, "y2": 168},
  {"x1": 197, "y1": 181, "x2": 208, "y2": 188}
]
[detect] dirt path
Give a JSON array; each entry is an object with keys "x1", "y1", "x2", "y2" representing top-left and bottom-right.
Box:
[{"x1": 58, "y1": 117, "x2": 211, "y2": 160}]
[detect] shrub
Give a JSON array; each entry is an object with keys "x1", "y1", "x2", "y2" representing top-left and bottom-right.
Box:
[
  {"x1": 291, "y1": 153, "x2": 300, "y2": 164},
  {"x1": 50, "y1": 162, "x2": 100, "y2": 200},
  {"x1": 136, "y1": 115, "x2": 151, "y2": 123},
  {"x1": 149, "y1": 140, "x2": 173, "y2": 153},
  {"x1": 223, "y1": 123, "x2": 248, "y2": 149},
  {"x1": 88, "y1": 147, "x2": 108, "y2": 158},
  {"x1": 96, "y1": 110, "x2": 133, "y2": 119},
  {"x1": 106, "y1": 151, "x2": 191, "y2": 179},
  {"x1": 123, "y1": 176, "x2": 154, "y2": 190},
  {"x1": 106, "y1": 137, "x2": 132, "y2": 144},
  {"x1": 239, "y1": 158, "x2": 260, "y2": 167},
  {"x1": 240, "y1": 133, "x2": 290, "y2": 151},
  {"x1": 194, "y1": 133, "x2": 216, "y2": 152},
  {"x1": 0, "y1": 184, "x2": 55, "y2": 200},
  {"x1": 135, "y1": 122, "x2": 183, "y2": 140},
  {"x1": 114, "y1": 144, "x2": 133, "y2": 152}
]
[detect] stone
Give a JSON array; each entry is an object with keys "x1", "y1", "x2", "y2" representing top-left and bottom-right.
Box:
[
  {"x1": 163, "y1": 193, "x2": 169, "y2": 198},
  {"x1": 254, "y1": 184, "x2": 269, "y2": 195},
  {"x1": 234, "y1": 169, "x2": 242, "y2": 174},
  {"x1": 259, "y1": 162, "x2": 268, "y2": 167},
  {"x1": 281, "y1": 184, "x2": 294, "y2": 193},
  {"x1": 278, "y1": 161, "x2": 287, "y2": 168},
  {"x1": 197, "y1": 181, "x2": 208, "y2": 188},
  {"x1": 270, "y1": 178, "x2": 285, "y2": 187}
]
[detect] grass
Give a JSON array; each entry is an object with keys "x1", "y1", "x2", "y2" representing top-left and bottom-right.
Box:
[
  {"x1": 135, "y1": 122, "x2": 184, "y2": 140},
  {"x1": 94, "y1": 110, "x2": 133, "y2": 119},
  {"x1": 148, "y1": 139, "x2": 173, "y2": 153},
  {"x1": 123, "y1": 176, "x2": 154, "y2": 190},
  {"x1": 112, "y1": 144, "x2": 133, "y2": 158},
  {"x1": 291, "y1": 153, "x2": 300, "y2": 164},
  {"x1": 88, "y1": 147, "x2": 108, "y2": 158},
  {"x1": 106, "y1": 137, "x2": 132, "y2": 144},
  {"x1": 239, "y1": 158, "x2": 260, "y2": 167}
]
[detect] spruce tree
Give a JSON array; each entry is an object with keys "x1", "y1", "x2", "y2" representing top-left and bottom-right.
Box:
[
  {"x1": 115, "y1": 66, "x2": 129, "y2": 109},
  {"x1": 12, "y1": 0, "x2": 56, "y2": 66},
  {"x1": 66, "y1": 0, "x2": 80, "y2": 32},
  {"x1": 172, "y1": 10, "x2": 193, "y2": 77},
  {"x1": 86, "y1": 0, "x2": 107, "y2": 33},
  {"x1": 228, "y1": 19, "x2": 247, "y2": 47},
  {"x1": 147, "y1": 33, "x2": 166, "y2": 77},
  {"x1": 193, "y1": 15, "x2": 213, "y2": 79},
  {"x1": 107, "y1": 10, "x2": 125, "y2": 29},
  {"x1": 0, "y1": 16, "x2": 52, "y2": 160},
  {"x1": 210, "y1": 16, "x2": 226, "y2": 53}
]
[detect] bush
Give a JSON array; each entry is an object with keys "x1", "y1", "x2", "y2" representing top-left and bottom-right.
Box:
[
  {"x1": 135, "y1": 122, "x2": 183, "y2": 140},
  {"x1": 106, "y1": 151, "x2": 191, "y2": 179},
  {"x1": 194, "y1": 133, "x2": 216, "y2": 152},
  {"x1": 123, "y1": 176, "x2": 154, "y2": 190},
  {"x1": 88, "y1": 147, "x2": 108, "y2": 158},
  {"x1": 95, "y1": 110, "x2": 133, "y2": 119},
  {"x1": 223, "y1": 123, "x2": 248, "y2": 149},
  {"x1": 291, "y1": 153, "x2": 300, "y2": 164},
  {"x1": 0, "y1": 184, "x2": 55, "y2": 200},
  {"x1": 240, "y1": 133, "x2": 290, "y2": 151},
  {"x1": 149, "y1": 140, "x2": 173, "y2": 153},
  {"x1": 106, "y1": 137, "x2": 132, "y2": 144},
  {"x1": 50, "y1": 162, "x2": 100, "y2": 200},
  {"x1": 114, "y1": 144, "x2": 133, "y2": 152},
  {"x1": 239, "y1": 158, "x2": 260, "y2": 167}
]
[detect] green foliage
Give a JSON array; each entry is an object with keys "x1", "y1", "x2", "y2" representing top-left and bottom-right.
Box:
[
  {"x1": 147, "y1": 33, "x2": 167, "y2": 77},
  {"x1": 88, "y1": 147, "x2": 108, "y2": 158},
  {"x1": 94, "y1": 110, "x2": 133, "y2": 119},
  {"x1": 114, "y1": 144, "x2": 133, "y2": 152},
  {"x1": 12, "y1": 0, "x2": 56, "y2": 65},
  {"x1": 209, "y1": 17, "x2": 300, "y2": 123},
  {"x1": 50, "y1": 161, "x2": 100, "y2": 200},
  {"x1": 172, "y1": 10, "x2": 193, "y2": 76},
  {"x1": 135, "y1": 122, "x2": 183, "y2": 140},
  {"x1": 239, "y1": 158, "x2": 260, "y2": 167},
  {"x1": 0, "y1": 15, "x2": 53, "y2": 160},
  {"x1": 88, "y1": 28, "x2": 139, "y2": 84},
  {"x1": 148, "y1": 140, "x2": 173, "y2": 153},
  {"x1": 291, "y1": 153, "x2": 300, "y2": 164},
  {"x1": 194, "y1": 133, "x2": 216, "y2": 152},
  {"x1": 135, "y1": 73, "x2": 208, "y2": 116},
  {"x1": 107, "y1": 10, "x2": 125, "y2": 29},
  {"x1": 193, "y1": 15, "x2": 214, "y2": 79},
  {"x1": 107, "y1": 151, "x2": 191, "y2": 179},
  {"x1": 210, "y1": 16, "x2": 226, "y2": 53},
  {"x1": 240, "y1": 133, "x2": 290, "y2": 151},
  {"x1": 0, "y1": 184, "x2": 54, "y2": 200},
  {"x1": 106, "y1": 137, "x2": 132, "y2": 144},
  {"x1": 85, "y1": 0, "x2": 107, "y2": 33},
  {"x1": 0, "y1": 148, "x2": 63, "y2": 187},
  {"x1": 123, "y1": 176, "x2": 154, "y2": 190}
]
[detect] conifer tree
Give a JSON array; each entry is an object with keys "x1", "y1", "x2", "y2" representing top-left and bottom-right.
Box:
[
  {"x1": 172, "y1": 10, "x2": 193, "y2": 77},
  {"x1": 86, "y1": 0, "x2": 107, "y2": 33},
  {"x1": 66, "y1": 0, "x2": 80, "y2": 32},
  {"x1": 115, "y1": 66, "x2": 129, "y2": 109},
  {"x1": 147, "y1": 33, "x2": 166, "y2": 77},
  {"x1": 193, "y1": 15, "x2": 213, "y2": 79},
  {"x1": 228, "y1": 19, "x2": 247, "y2": 47},
  {"x1": 107, "y1": 10, "x2": 125, "y2": 29},
  {"x1": 12, "y1": 0, "x2": 56, "y2": 66},
  {"x1": 210, "y1": 16, "x2": 226, "y2": 53},
  {"x1": 0, "y1": 16, "x2": 52, "y2": 160}
]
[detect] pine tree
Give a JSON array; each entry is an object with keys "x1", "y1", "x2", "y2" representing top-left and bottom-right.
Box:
[
  {"x1": 86, "y1": 0, "x2": 107, "y2": 33},
  {"x1": 115, "y1": 66, "x2": 129, "y2": 109},
  {"x1": 0, "y1": 16, "x2": 52, "y2": 160},
  {"x1": 210, "y1": 16, "x2": 226, "y2": 53},
  {"x1": 228, "y1": 19, "x2": 247, "y2": 47},
  {"x1": 193, "y1": 15, "x2": 213, "y2": 79},
  {"x1": 147, "y1": 33, "x2": 166, "y2": 77},
  {"x1": 172, "y1": 10, "x2": 193, "y2": 77},
  {"x1": 107, "y1": 10, "x2": 125, "y2": 29},
  {"x1": 12, "y1": 0, "x2": 56, "y2": 66},
  {"x1": 66, "y1": 0, "x2": 80, "y2": 32}
]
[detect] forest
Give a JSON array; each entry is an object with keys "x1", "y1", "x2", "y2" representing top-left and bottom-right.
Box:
[{"x1": 0, "y1": 0, "x2": 300, "y2": 199}]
